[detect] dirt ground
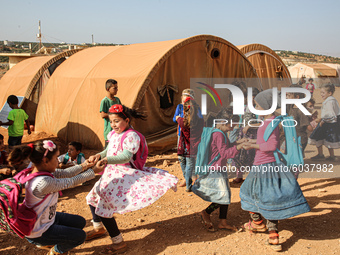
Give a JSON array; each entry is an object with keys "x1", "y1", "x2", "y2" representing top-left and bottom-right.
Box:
[{"x1": 0, "y1": 88, "x2": 339, "y2": 255}]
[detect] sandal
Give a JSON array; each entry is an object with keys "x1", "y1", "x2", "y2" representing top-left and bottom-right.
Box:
[
  {"x1": 200, "y1": 211, "x2": 216, "y2": 232},
  {"x1": 243, "y1": 220, "x2": 267, "y2": 233},
  {"x1": 86, "y1": 227, "x2": 107, "y2": 241},
  {"x1": 265, "y1": 232, "x2": 282, "y2": 252},
  {"x1": 218, "y1": 225, "x2": 238, "y2": 231},
  {"x1": 101, "y1": 241, "x2": 127, "y2": 254},
  {"x1": 36, "y1": 244, "x2": 54, "y2": 250}
]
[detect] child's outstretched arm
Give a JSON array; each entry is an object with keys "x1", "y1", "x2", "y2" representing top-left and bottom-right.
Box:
[
  {"x1": 100, "y1": 149, "x2": 133, "y2": 165},
  {"x1": 32, "y1": 162, "x2": 105, "y2": 198},
  {"x1": 213, "y1": 132, "x2": 240, "y2": 159},
  {"x1": 88, "y1": 147, "x2": 109, "y2": 164}
]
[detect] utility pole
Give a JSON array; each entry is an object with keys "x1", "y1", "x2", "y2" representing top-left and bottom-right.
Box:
[
  {"x1": 37, "y1": 20, "x2": 42, "y2": 51},
  {"x1": 92, "y1": 34, "x2": 94, "y2": 45}
]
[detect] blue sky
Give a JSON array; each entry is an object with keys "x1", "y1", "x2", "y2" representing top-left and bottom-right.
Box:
[{"x1": 2, "y1": 0, "x2": 340, "y2": 57}]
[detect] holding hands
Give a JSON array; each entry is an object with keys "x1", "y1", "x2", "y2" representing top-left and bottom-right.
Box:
[
  {"x1": 81, "y1": 159, "x2": 106, "y2": 174},
  {"x1": 236, "y1": 138, "x2": 257, "y2": 151}
]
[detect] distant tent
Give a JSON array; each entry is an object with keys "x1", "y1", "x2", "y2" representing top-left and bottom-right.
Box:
[
  {"x1": 0, "y1": 50, "x2": 81, "y2": 124},
  {"x1": 324, "y1": 63, "x2": 340, "y2": 84},
  {"x1": 238, "y1": 44, "x2": 291, "y2": 89},
  {"x1": 35, "y1": 35, "x2": 261, "y2": 152},
  {"x1": 288, "y1": 63, "x2": 340, "y2": 88}
]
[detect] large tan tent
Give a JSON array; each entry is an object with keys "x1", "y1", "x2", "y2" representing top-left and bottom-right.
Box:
[
  {"x1": 0, "y1": 50, "x2": 81, "y2": 124},
  {"x1": 35, "y1": 35, "x2": 261, "y2": 152},
  {"x1": 288, "y1": 63, "x2": 340, "y2": 88},
  {"x1": 238, "y1": 44, "x2": 291, "y2": 89}
]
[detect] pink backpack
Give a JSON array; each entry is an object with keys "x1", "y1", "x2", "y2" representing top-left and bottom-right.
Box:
[
  {"x1": 110, "y1": 128, "x2": 148, "y2": 170},
  {"x1": 0, "y1": 167, "x2": 53, "y2": 238}
]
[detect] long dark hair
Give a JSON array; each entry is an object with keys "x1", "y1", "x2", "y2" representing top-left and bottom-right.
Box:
[
  {"x1": 108, "y1": 104, "x2": 147, "y2": 122},
  {"x1": 8, "y1": 140, "x2": 58, "y2": 166},
  {"x1": 183, "y1": 99, "x2": 200, "y2": 128}
]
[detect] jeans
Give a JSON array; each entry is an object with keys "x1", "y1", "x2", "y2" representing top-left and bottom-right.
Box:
[
  {"x1": 8, "y1": 136, "x2": 22, "y2": 147},
  {"x1": 179, "y1": 156, "x2": 196, "y2": 190},
  {"x1": 26, "y1": 212, "x2": 86, "y2": 254}
]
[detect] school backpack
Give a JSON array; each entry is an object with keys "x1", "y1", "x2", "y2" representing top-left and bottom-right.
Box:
[
  {"x1": 0, "y1": 167, "x2": 53, "y2": 238},
  {"x1": 62, "y1": 152, "x2": 85, "y2": 165},
  {"x1": 195, "y1": 127, "x2": 227, "y2": 176},
  {"x1": 117, "y1": 128, "x2": 148, "y2": 170},
  {"x1": 263, "y1": 115, "x2": 304, "y2": 169}
]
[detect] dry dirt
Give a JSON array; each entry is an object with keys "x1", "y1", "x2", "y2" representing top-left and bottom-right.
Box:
[{"x1": 0, "y1": 89, "x2": 340, "y2": 255}]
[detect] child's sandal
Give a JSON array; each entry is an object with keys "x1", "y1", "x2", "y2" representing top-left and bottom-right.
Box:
[
  {"x1": 265, "y1": 232, "x2": 282, "y2": 252},
  {"x1": 101, "y1": 241, "x2": 127, "y2": 254},
  {"x1": 200, "y1": 212, "x2": 216, "y2": 232},
  {"x1": 243, "y1": 220, "x2": 267, "y2": 233}
]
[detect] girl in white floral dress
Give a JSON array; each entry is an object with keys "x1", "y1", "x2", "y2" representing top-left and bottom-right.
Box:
[{"x1": 86, "y1": 104, "x2": 178, "y2": 253}]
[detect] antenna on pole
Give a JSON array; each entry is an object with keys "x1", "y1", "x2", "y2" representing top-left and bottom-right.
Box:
[{"x1": 37, "y1": 20, "x2": 42, "y2": 51}]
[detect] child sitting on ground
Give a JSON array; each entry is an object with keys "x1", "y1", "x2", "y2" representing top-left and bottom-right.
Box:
[
  {"x1": 58, "y1": 141, "x2": 85, "y2": 169},
  {"x1": 0, "y1": 134, "x2": 14, "y2": 180},
  {"x1": 8, "y1": 140, "x2": 105, "y2": 254}
]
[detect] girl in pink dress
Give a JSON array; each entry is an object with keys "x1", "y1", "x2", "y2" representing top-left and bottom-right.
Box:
[{"x1": 86, "y1": 104, "x2": 178, "y2": 253}]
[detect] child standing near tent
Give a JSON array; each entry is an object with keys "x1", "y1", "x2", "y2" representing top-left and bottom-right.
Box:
[
  {"x1": 309, "y1": 84, "x2": 340, "y2": 160},
  {"x1": 240, "y1": 89, "x2": 310, "y2": 252},
  {"x1": 86, "y1": 104, "x2": 178, "y2": 254},
  {"x1": 305, "y1": 98, "x2": 318, "y2": 132},
  {"x1": 173, "y1": 88, "x2": 192, "y2": 188},
  {"x1": 0, "y1": 95, "x2": 31, "y2": 148},
  {"x1": 193, "y1": 107, "x2": 247, "y2": 232},
  {"x1": 100, "y1": 79, "x2": 122, "y2": 149},
  {"x1": 173, "y1": 89, "x2": 202, "y2": 187},
  {"x1": 8, "y1": 140, "x2": 105, "y2": 255},
  {"x1": 306, "y1": 78, "x2": 315, "y2": 97},
  {"x1": 286, "y1": 85, "x2": 313, "y2": 155},
  {"x1": 176, "y1": 97, "x2": 204, "y2": 192},
  {"x1": 58, "y1": 141, "x2": 85, "y2": 169}
]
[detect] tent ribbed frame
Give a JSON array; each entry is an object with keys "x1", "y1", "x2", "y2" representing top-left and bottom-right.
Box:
[
  {"x1": 24, "y1": 49, "x2": 82, "y2": 98},
  {"x1": 133, "y1": 35, "x2": 259, "y2": 109}
]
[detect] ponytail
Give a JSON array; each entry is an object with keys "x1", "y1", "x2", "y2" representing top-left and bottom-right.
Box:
[
  {"x1": 8, "y1": 140, "x2": 58, "y2": 166},
  {"x1": 108, "y1": 104, "x2": 147, "y2": 121}
]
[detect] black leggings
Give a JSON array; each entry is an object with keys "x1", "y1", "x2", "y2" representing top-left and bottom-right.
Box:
[
  {"x1": 89, "y1": 205, "x2": 120, "y2": 238},
  {"x1": 205, "y1": 203, "x2": 229, "y2": 219}
]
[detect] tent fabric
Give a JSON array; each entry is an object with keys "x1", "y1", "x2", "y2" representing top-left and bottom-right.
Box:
[
  {"x1": 237, "y1": 44, "x2": 291, "y2": 89},
  {"x1": 35, "y1": 35, "x2": 261, "y2": 151},
  {"x1": 324, "y1": 63, "x2": 340, "y2": 83},
  {"x1": 288, "y1": 63, "x2": 340, "y2": 88},
  {"x1": 0, "y1": 50, "x2": 81, "y2": 123}
]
